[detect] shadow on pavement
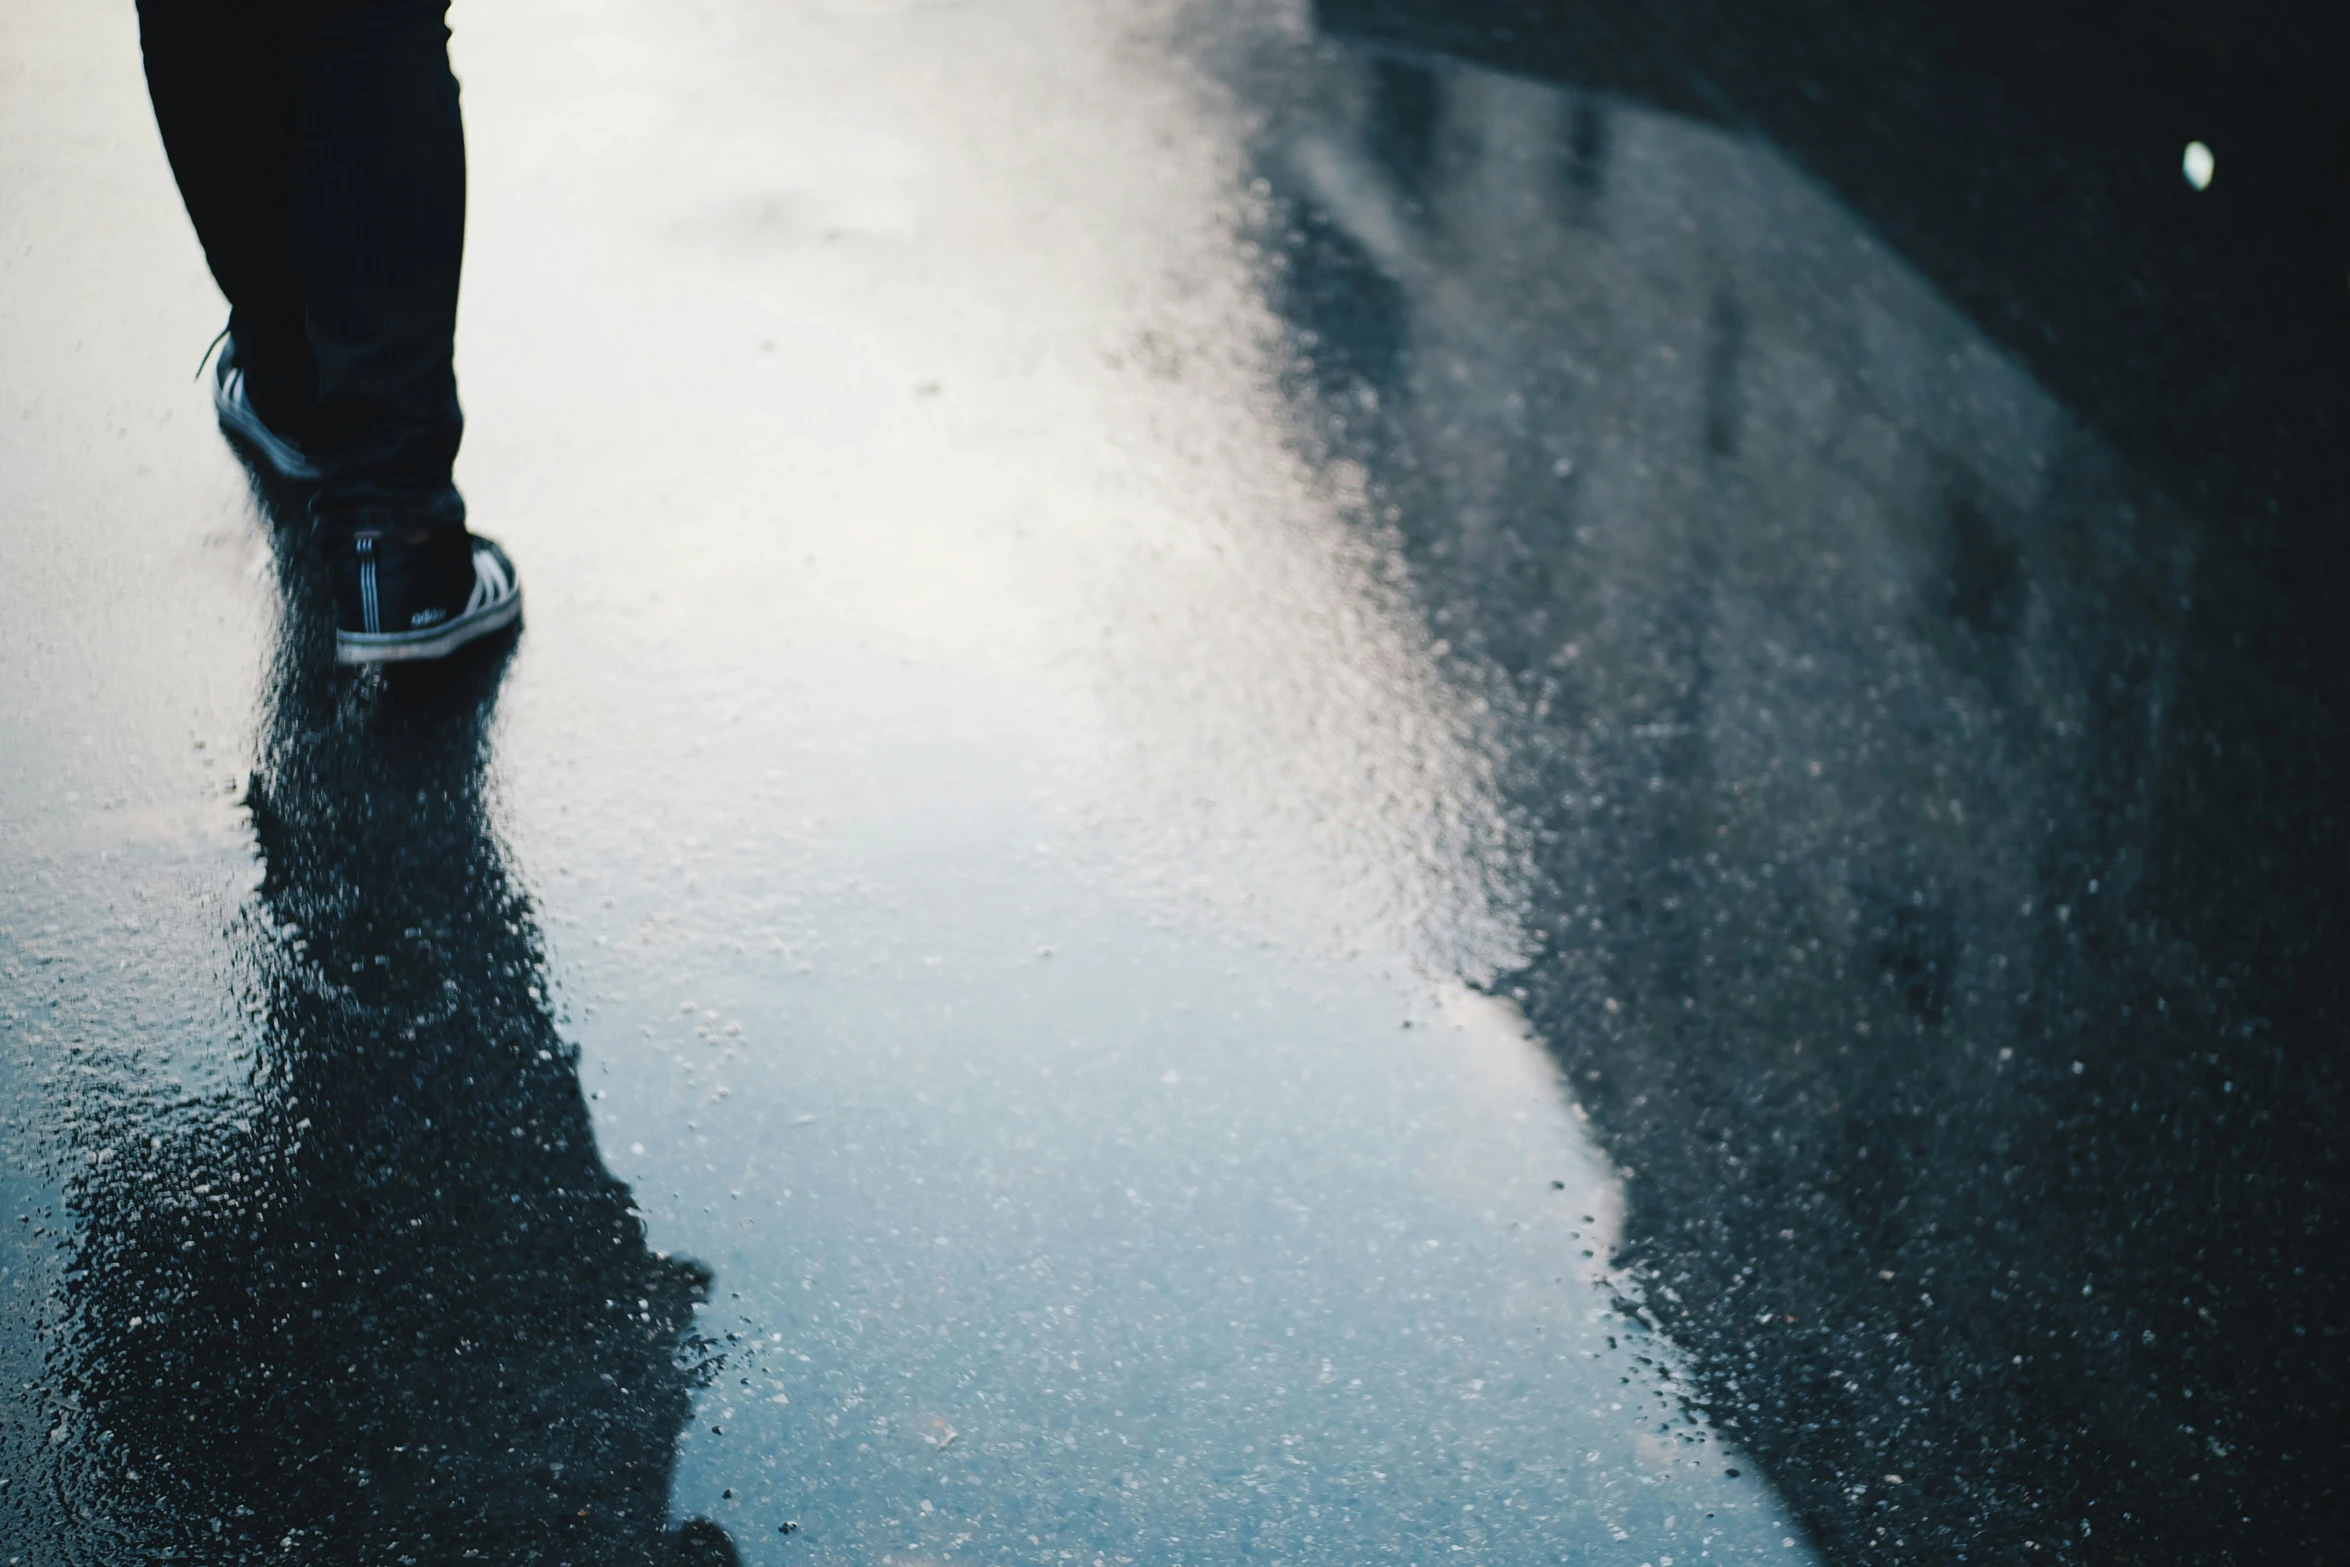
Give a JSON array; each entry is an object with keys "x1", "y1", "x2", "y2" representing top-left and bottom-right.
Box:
[{"x1": 59, "y1": 484, "x2": 738, "y2": 1565}]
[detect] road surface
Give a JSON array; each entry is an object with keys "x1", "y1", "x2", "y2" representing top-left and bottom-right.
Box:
[{"x1": 1, "y1": 0, "x2": 2341, "y2": 1562}]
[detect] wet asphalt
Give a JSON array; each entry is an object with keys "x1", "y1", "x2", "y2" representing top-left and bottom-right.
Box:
[{"x1": 2, "y1": 1, "x2": 2345, "y2": 1564}]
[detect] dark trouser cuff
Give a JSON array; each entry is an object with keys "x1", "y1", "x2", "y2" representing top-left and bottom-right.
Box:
[{"x1": 311, "y1": 487, "x2": 467, "y2": 537}]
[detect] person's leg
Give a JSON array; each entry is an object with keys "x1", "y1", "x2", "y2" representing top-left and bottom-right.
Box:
[
  {"x1": 137, "y1": 0, "x2": 317, "y2": 435},
  {"x1": 295, "y1": 0, "x2": 467, "y2": 534},
  {"x1": 290, "y1": 0, "x2": 516, "y2": 663},
  {"x1": 145, "y1": 0, "x2": 508, "y2": 658}
]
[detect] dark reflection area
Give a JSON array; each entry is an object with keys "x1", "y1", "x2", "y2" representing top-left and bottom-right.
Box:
[
  {"x1": 1242, "y1": 32, "x2": 2344, "y2": 1565},
  {"x1": 1317, "y1": 0, "x2": 2350, "y2": 695},
  {"x1": 58, "y1": 492, "x2": 738, "y2": 1564}
]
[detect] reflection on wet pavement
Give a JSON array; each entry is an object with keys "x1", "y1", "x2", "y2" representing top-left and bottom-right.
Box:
[
  {"x1": 1247, "y1": 19, "x2": 2346, "y2": 1562},
  {"x1": 2, "y1": 0, "x2": 2343, "y2": 1561},
  {"x1": 4, "y1": 0, "x2": 1813, "y2": 1561},
  {"x1": 57, "y1": 541, "x2": 727, "y2": 1562}
]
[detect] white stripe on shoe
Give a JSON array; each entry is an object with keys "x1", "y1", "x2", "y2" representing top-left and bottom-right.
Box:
[
  {"x1": 358, "y1": 534, "x2": 382, "y2": 635},
  {"x1": 468, "y1": 548, "x2": 511, "y2": 613},
  {"x1": 212, "y1": 361, "x2": 322, "y2": 483}
]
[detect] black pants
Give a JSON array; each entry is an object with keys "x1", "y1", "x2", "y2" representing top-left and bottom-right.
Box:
[{"x1": 139, "y1": 0, "x2": 467, "y2": 534}]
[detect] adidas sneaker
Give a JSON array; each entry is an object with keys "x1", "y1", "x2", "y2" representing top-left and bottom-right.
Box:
[{"x1": 335, "y1": 526, "x2": 523, "y2": 665}]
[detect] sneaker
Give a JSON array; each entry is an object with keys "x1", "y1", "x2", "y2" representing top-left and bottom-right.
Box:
[
  {"x1": 213, "y1": 338, "x2": 321, "y2": 483},
  {"x1": 334, "y1": 526, "x2": 523, "y2": 665}
]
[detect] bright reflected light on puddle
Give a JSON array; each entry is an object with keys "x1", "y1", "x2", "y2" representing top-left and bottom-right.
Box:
[{"x1": 2183, "y1": 139, "x2": 2214, "y2": 189}]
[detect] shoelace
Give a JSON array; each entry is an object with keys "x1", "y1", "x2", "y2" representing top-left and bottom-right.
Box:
[{"x1": 194, "y1": 324, "x2": 230, "y2": 383}]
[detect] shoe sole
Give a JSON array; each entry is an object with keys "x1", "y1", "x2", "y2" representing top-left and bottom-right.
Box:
[
  {"x1": 214, "y1": 375, "x2": 321, "y2": 483},
  {"x1": 336, "y1": 592, "x2": 523, "y2": 665}
]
